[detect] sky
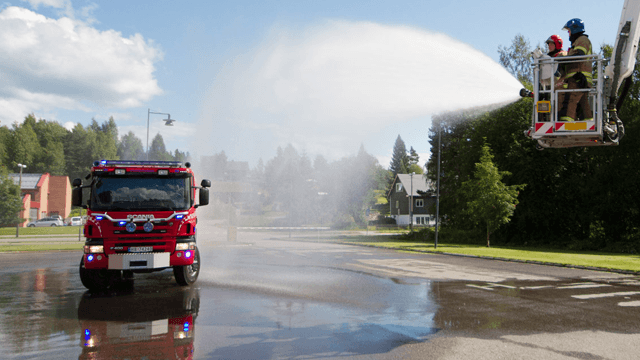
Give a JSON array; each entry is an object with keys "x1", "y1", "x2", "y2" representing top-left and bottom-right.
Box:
[{"x1": 0, "y1": 0, "x2": 627, "y2": 170}]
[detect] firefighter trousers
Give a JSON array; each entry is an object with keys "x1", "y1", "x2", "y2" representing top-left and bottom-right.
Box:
[{"x1": 558, "y1": 78, "x2": 592, "y2": 121}]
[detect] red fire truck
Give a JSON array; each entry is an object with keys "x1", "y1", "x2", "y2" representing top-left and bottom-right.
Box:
[{"x1": 72, "y1": 160, "x2": 210, "y2": 290}]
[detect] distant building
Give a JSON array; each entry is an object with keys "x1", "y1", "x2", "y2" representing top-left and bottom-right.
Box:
[
  {"x1": 8, "y1": 173, "x2": 72, "y2": 226},
  {"x1": 387, "y1": 173, "x2": 436, "y2": 226}
]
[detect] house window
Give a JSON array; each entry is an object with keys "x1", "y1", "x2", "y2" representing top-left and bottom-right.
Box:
[
  {"x1": 415, "y1": 199, "x2": 424, "y2": 207},
  {"x1": 396, "y1": 183, "x2": 402, "y2": 192}
]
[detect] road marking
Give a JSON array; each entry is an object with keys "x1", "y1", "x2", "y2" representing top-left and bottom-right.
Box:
[
  {"x1": 519, "y1": 285, "x2": 554, "y2": 290},
  {"x1": 557, "y1": 283, "x2": 612, "y2": 290},
  {"x1": 491, "y1": 284, "x2": 516, "y2": 289},
  {"x1": 618, "y1": 301, "x2": 640, "y2": 307},
  {"x1": 572, "y1": 291, "x2": 640, "y2": 300},
  {"x1": 466, "y1": 284, "x2": 494, "y2": 291}
]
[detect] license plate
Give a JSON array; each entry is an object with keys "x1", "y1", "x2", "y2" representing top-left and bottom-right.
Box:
[{"x1": 128, "y1": 246, "x2": 153, "y2": 253}]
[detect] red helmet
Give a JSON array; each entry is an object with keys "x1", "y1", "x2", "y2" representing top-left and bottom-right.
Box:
[{"x1": 546, "y1": 35, "x2": 563, "y2": 50}]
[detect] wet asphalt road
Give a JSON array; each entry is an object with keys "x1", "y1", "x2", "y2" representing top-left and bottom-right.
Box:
[{"x1": 1, "y1": 224, "x2": 640, "y2": 359}]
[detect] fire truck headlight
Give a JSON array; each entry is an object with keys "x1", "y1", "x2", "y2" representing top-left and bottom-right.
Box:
[
  {"x1": 125, "y1": 222, "x2": 137, "y2": 233},
  {"x1": 176, "y1": 242, "x2": 196, "y2": 251},
  {"x1": 174, "y1": 330, "x2": 193, "y2": 339},
  {"x1": 84, "y1": 245, "x2": 104, "y2": 254},
  {"x1": 143, "y1": 222, "x2": 154, "y2": 232}
]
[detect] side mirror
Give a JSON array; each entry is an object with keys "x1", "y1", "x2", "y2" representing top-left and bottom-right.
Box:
[
  {"x1": 199, "y1": 188, "x2": 209, "y2": 206},
  {"x1": 72, "y1": 178, "x2": 82, "y2": 187},
  {"x1": 201, "y1": 179, "x2": 211, "y2": 188},
  {"x1": 72, "y1": 187, "x2": 83, "y2": 207}
]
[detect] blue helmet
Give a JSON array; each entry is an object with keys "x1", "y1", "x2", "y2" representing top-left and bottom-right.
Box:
[{"x1": 563, "y1": 18, "x2": 585, "y2": 34}]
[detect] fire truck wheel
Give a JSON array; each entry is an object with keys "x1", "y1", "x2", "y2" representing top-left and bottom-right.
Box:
[
  {"x1": 79, "y1": 258, "x2": 114, "y2": 291},
  {"x1": 173, "y1": 248, "x2": 200, "y2": 286}
]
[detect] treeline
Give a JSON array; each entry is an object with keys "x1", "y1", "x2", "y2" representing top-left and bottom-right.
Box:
[
  {"x1": 0, "y1": 114, "x2": 189, "y2": 181},
  {"x1": 425, "y1": 38, "x2": 640, "y2": 253},
  {"x1": 205, "y1": 144, "x2": 392, "y2": 228}
]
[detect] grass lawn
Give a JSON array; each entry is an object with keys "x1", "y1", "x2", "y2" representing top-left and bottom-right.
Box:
[
  {"x1": 0, "y1": 226, "x2": 82, "y2": 236},
  {"x1": 339, "y1": 237, "x2": 640, "y2": 273},
  {"x1": 0, "y1": 243, "x2": 83, "y2": 252}
]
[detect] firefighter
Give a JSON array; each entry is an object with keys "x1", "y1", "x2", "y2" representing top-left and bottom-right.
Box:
[
  {"x1": 546, "y1": 34, "x2": 567, "y2": 58},
  {"x1": 557, "y1": 18, "x2": 593, "y2": 121},
  {"x1": 546, "y1": 34, "x2": 567, "y2": 118}
]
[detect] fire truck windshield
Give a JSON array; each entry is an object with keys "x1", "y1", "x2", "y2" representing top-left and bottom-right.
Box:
[{"x1": 91, "y1": 175, "x2": 191, "y2": 211}]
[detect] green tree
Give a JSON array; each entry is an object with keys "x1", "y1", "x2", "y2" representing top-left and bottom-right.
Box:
[
  {"x1": 89, "y1": 119, "x2": 118, "y2": 161},
  {"x1": 0, "y1": 126, "x2": 10, "y2": 167},
  {"x1": 461, "y1": 140, "x2": 525, "y2": 247},
  {"x1": 31, "y1": 117, "x2": 67, "y2": 175},
  {"x1": 64, "y1": 124, "x2": 95, "y2": 181},
  {"x1": 0, "y1": 166, "x2": 23, "y2": 227},
  {"x1": 389, "y1": 135, "x2": 409, "y2": 175},
  {"x1": 407, "y1": 147, "x2": 423, "y2": 174},
  {"x1": 9, "y1": 115, "x2": 41, "y2": 168},
  {"x1": 117, "y1": 131, "x2": 145, "y2": 160},
  {"x1": 498, "y1": 34, "x2": 532, "y2": 84},
  {"x1": 148, "y1": 133, "x2": 172, "y2": 161}
]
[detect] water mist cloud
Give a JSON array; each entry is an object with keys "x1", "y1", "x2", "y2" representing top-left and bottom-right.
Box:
[{"x1": 199, "y1": 20, "x2": 522, "y2": 161}]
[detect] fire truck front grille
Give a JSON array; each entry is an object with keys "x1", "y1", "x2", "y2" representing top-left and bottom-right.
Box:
[{"x1": 114, "y1": 242, "x2": 167, "y2": 247}]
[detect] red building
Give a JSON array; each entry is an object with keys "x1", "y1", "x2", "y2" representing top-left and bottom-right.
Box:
[{"x1": 9, "y1": 173, "x2": 72, "y2": 226}]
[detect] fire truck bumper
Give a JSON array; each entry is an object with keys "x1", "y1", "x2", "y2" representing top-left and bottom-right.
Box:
[
  {"x1": 108, "y1": 253, "x2": 171, "y2": 270},
  {"x1": 84, "y1": 251, "x2": 195, "y2": 270},
  {"x1": 170, "y1": 250, "x2": 197, "y2": 266}
]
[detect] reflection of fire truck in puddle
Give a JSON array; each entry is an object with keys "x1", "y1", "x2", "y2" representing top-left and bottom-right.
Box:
[
  {"x1": 72, "y1": 160, "x2": 211, "y2": 290},
  {"x1": 77, "y1": 287, "x2": 199, "y2": 359}
]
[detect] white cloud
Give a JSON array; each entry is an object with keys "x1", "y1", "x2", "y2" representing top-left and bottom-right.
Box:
[
  {"x1": 198, "y1": 20, "x2": 522, "y2": 163},
  {"x1": 0, "y1": 6, "x2": 162, "y2": 124},
  {"x1": 22, "y1": 0, "x2": 69, "y2": 9},
  {"x1": 62, "y1": 121, "x2": 75, "y2": 131}
]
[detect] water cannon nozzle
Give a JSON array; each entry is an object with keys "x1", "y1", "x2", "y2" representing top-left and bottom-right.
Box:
[{"x1": 520, "y1": 88, "x2": 533, "y2": 98}]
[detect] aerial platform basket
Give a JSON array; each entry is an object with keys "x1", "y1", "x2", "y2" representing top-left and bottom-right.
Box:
[{"x1": 522, "y1": 53, "x2": 622, "y2": 150}]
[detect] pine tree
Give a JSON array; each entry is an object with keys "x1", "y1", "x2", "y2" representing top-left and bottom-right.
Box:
[{"x1": 389, "y1": 135, "x2": 409, "y2": 175}]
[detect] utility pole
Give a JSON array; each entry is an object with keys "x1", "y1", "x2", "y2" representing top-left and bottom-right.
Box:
[
  {"x1": 435, "y1": 123, "x2": 441, "y2": 249},
  {"x1": 410, "y1": 172, "x2": 415, "y2": 232},
  {"x1": 15, "y1": 163, "x2": 26, "y2": 237}
]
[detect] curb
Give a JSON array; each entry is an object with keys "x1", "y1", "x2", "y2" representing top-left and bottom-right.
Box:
[{"x1": 340, "y1": 242, "x2": 640, "y2": 276}]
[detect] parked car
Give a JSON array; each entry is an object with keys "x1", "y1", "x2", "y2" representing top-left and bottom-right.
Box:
[
  {"x1": 27, "y1": 217, "x2": 65, "y2": 227},
  {"x1": 67, "y1": 217, "x2": 83, "y2": 226}
]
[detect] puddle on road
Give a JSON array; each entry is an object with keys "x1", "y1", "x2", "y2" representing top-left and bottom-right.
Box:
[
  {"x1": 0, "y1": 268, "x2": 440, "y2": 359},
  {"x1": 0, "y1": 266, "x2": 639, "y2": 359}
]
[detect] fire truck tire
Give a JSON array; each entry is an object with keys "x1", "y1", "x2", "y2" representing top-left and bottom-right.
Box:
[
  {"x1": 79, "y1": 258, "x2": 114, "y2": 291},
  {"x1": 173, "y1": 248, "x2": 200, "y2": 286}
]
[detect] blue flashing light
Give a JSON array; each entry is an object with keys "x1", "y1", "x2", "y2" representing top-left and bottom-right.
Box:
[
  {"x1": 87, "y1": 254, "x2": 94, "y2": 262},
  {"x1": 185, "y1": 251, "x2": 191, "y2": 258},
  {"x1": 175, "y1": 214, "x2": 184, "y2": 219},
  {"x1": 95, "y1": 216, "x2": 103, "y2": 221},
  {"x1": 100, "y1": 160, "x2": 107, "y2": 165},
  {"x1": 84, "y1": 329, "x2": 91, "y2": 340},
  {"x1": 183, "y1": 322, "x2": 190, "y2": 332},
  {"x1": 118, "y1": 221, "x2": 127, "y2": 226}
]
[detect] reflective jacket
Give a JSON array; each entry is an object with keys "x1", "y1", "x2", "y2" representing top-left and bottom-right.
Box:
[{"x1": 565, "y1": 34, "x2": 593, "y2": 85}]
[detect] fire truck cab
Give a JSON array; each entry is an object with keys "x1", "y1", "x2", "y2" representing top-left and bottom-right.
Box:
[{"x1": 72, "y1": 160, "x2": 211, "y2": 291}]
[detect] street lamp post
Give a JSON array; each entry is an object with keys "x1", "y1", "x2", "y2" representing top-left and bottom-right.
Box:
[
  {"x1": 147, "y1": 108, "x2": 176, "y2": 160},
  {"x1": 409, "y1": 172, "x2": 415, "y2": 232},
  {"x1": 435, "y1": 122, "x2": 441, "y2": 249},
  {"x1": 15, "y1": 163, "x2": 26, "y2": 237}
]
